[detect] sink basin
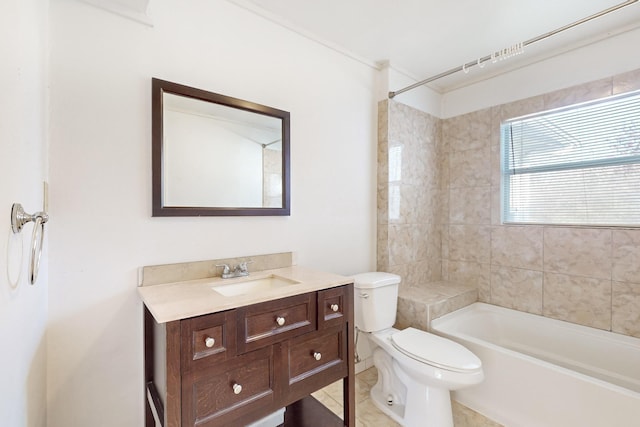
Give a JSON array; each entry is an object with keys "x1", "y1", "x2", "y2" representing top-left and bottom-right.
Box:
[{"x1": 211, "y1": 275, "x2": 300, "y2": 297}]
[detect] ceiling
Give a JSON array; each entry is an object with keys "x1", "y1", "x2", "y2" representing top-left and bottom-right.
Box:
[
  {"x1": 228, "y1": 0, "x2": 640, "y2": 93},
  {"x1": 85, "y1": 0, "x2": 640, "y2": 92}
]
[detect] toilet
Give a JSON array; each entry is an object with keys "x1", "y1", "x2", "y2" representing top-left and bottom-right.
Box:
[{"x1": 353, "y1": 272, "x2": 483, "y2": 427}]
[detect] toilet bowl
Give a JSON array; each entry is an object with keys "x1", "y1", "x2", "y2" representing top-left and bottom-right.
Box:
[{"x1": 353, "y1": 272, "x2": 484, "y2": 427}]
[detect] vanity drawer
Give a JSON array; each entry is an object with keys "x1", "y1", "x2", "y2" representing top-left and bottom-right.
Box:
[
  {"x1": 237, "y1": 292, "x2": 316, "y2": 353},
  {"x1": 181, "y1": 310, "x2": 237, "y2": 372},
  {"x1": 182, "y1": 346, "x2": 275, "y2": 427},
  {"x1": 287, "y1": 324, "x2": 348, "y2": 395},
  {"x1": 317, "y1": 285, "x2": 350, "y2": 329}
]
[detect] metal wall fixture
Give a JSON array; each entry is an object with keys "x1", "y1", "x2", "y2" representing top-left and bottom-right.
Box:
[{"x1": 10, "y1": 203, "x2": 49, "y2": 285}]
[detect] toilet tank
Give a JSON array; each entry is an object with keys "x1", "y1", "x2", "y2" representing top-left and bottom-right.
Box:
[{"x1": 352, "y1": 272, "x2": 401, "y2": 332}]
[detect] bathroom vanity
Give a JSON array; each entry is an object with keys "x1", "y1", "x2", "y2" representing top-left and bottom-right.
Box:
[{"x1": 139, "y1": 262, "x2": 355, "y2": 427}]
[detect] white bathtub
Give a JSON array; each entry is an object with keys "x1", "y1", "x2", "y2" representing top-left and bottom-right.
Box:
[{"x1": 431, "y1": 303, "x2": 640, "y2": 427}]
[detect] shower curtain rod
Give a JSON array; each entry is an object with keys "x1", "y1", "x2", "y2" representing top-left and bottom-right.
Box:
[{"x1": 388, "y1": 0, "x2": 639, "y2": 98}]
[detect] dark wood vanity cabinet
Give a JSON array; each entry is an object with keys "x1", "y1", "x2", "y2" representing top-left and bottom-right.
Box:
[{"x1": 144, "y1": 284, "x2": 355, "y2": 427}]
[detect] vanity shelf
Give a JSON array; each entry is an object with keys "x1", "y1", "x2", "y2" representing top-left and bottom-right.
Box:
[
  {"x1": 283, "y1": 395, "x2": 344, "y2": 427},
  {"x1": 144, "y1": 284, "x2": 355, "y2": 427}
]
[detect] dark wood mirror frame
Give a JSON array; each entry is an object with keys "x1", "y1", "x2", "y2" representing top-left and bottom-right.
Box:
[{"x1": 152, "y1": 78, "x2": 291, "y2": 216}]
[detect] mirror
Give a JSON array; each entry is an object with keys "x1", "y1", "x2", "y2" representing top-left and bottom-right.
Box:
[{"x1": 152, "y1": 78, "x2": 290, "y2": 216}]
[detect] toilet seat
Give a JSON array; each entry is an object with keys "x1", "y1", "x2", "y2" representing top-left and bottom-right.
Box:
[{"x1": 391, "y1": 327, "x2": 482, "y2": 373}]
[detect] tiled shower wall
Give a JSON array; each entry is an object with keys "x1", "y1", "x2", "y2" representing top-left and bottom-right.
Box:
[
  {"x1": 379, "y1": 67, "x2": 640, "y2": 338},
  {"x1": 377, "y1": 100, "x2": 445, "y2": 290}
]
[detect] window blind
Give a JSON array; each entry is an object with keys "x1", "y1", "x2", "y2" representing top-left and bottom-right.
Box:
[{"x1": 501, "y1": 90, "x2": 640, "y2": 226}]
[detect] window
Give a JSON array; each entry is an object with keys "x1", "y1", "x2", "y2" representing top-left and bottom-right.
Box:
[{"x1": 501, "y1": 90, "x2": 640, "y2": 226}]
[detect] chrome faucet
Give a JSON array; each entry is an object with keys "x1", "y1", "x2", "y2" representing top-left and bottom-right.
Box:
[{"x1": 216, "y1": 260, "x2": 252, "y2": 279}]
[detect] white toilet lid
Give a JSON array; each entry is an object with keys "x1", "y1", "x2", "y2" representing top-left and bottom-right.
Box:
[{"x1": 391, "y1": 328, "x2": 482, "y2": 373}]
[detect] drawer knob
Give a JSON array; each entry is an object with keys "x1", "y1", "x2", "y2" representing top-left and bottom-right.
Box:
[
  {"x1": 313, "y1": 352, "x2": 322, "y2": 361},
  {"x1": 330, "y1": 303, "x2": 339, "y2": 312},
  {"x1": 276, "y1": 316, "x2": 286, "y2": 326},
  {"x1": 232, "y1": 383, "x2": 242, "y2": 395},
  {"x1": 204, "y1": 337, "x2": 215, "y2": 348}
]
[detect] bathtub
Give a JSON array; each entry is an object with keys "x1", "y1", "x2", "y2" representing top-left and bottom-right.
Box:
[{"x1": 431, "y1": 303, "x2": 640, "y2": 427}]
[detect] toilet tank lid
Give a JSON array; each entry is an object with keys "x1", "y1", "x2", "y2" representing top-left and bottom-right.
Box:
[{"x1": 352, "y1": 272, "x2": 400, "y2": 289}]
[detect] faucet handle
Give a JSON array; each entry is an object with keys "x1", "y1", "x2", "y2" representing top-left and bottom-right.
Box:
[
  {"x1": 238, "y1": 260, "x2": 253, "y2": 273},
  {"x1": 215, "y1": 264, "x2": 230, "y2": 275}
]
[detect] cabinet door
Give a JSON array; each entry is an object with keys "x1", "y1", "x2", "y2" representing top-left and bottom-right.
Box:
[
  {"x1": 182, "y1": 346, "x2": 275, "y2": 427},
  {"x1": 181, "y1": 310, "x2": 237, "y2": 373},
  {"x1": 317, "y1": 286, "x2": 350, "y2": 330},
  {"x1": 285, "y1": 324, "x2": 348, "y2": 398}
]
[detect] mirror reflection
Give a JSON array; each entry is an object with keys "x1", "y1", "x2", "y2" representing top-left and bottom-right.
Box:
[{"x1": 152, "y1": 78, "x2": 290, "y2": 216}]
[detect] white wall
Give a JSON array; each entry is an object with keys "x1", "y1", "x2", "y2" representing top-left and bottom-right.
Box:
[
  {"x1": 0, "y1": 1, "x2": 48, "y2": 426},
  {"x1": 442, "y1": 26, "x2": 640, "y2": 118},
  {"x1": 47, "y1": 0, "x2": 378, "y2": 426},
  {"x1": 376, "y1": 62, "x2": 442, "y2": 117}
]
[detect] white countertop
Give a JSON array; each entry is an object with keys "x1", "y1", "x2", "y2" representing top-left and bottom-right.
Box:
[{"x1": 138, "y1": 266, "x2": 353, "y2": 323}]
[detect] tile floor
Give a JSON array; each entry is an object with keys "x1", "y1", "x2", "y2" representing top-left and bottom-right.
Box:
[
  {"x1": 312, "y1": 367, "x2": 399, "y2": 427},
  {"x1": 312, "y1": 367, "x2": 502, "y2": 427}
]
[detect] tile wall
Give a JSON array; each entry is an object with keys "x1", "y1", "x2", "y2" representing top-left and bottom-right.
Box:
[
  {"x1": 377, "y1": 100, "x2": 445, "y2": 291},
  {"x1": 380, "y1": 67, "x2": 640, "y2": 338}
]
